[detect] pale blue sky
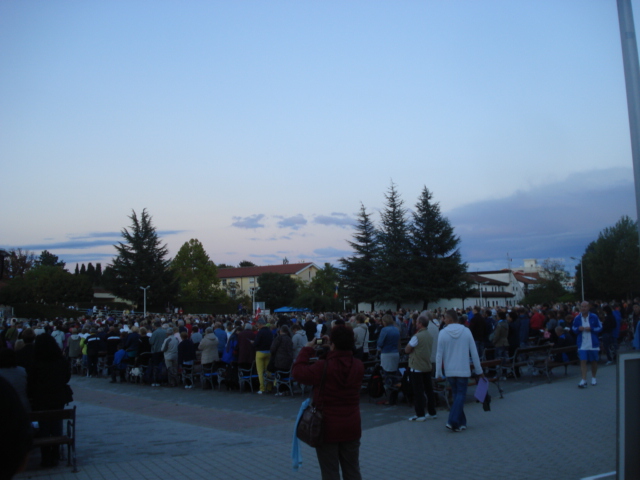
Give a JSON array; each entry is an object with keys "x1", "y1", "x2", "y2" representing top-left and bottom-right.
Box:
[{"x1": 0, "y1": 0, "x2": 637, "y2": 273}]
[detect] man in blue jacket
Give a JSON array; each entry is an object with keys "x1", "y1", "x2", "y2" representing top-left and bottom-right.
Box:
[{"x1": 572, "y1": 301, "x2": 602, "y2": 388}]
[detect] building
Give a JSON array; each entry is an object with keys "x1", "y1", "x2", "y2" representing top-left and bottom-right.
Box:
[{"x1": 216, "y1": 262, "x2": 319, "y2": 298}]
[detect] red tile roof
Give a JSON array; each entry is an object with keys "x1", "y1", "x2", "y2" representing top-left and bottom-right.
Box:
[
  {"x1": 467, "y1": 273, "x2": 509, "y2": 286},
  {"x1": 513, "y1": 271, "x2": 541, "y2": 285},
  {"x1": 217, "y1": 262, "x2": 316, "y2": 279}
]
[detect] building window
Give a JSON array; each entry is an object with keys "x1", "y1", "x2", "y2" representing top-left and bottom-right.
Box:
[
  {"x1": 221, "y1": 279, "x2": 227, "y2": 286},
  {"x1": 250, "y1": 278, "x2": 255, "y2": 283}
]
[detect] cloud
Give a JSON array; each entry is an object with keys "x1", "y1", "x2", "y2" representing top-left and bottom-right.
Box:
[
  {"x1": 62, "y1": 253, "x2": 115, "y2": 264},
  {"x1": 7, "y1": 230, "x2": 185, "y2": 252},
  {"x1": 231, "y1": 214, "x2": 266, "y2": 229},
  {"x1": 447, "y1": 167, "x2": 636, "y2": 269},
  {"x1": 313, "y1": 213, "x2": 356, "y2": 228},
  {"x1": 275, "y1": 214, "x2": 307, "y2": 230},
  {"x1": 312, "y1": 247, "x2": 353, "y2": 258}
]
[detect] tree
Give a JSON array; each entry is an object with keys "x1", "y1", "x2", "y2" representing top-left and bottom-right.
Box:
[
  {"x1": 523, "y1": 258, "x2": 569, "y2": 305},
  {"x1": 578, "y1": 216, "x2": 640, "y2": 299},
  {"x1": 109, "y1": 209, "x2": 176, "y2": 308},
  {"x1": 95, "y1": 263, "x2": 103, "y2": 285},
  {"x1": 86, "y1": 263, "x2": 96, "y2": 280},
  {"x1": 80, "y1": 264, "x2": 86, "y2": 275},
  {"x1": 217, "y1": 263, "x2": 234, "y2": 269},
  {"x1": 408, "y1": 186, "x2": 468, "y2": 309},
  {"x1": 375, "y1": 182, "x2": 412, "y2": 309},
  {"x1": 171, "y1": 239, "x2": 222, "y2": 302},
  {"x1": 339, "y1": 203, "x2": 380, "y2": 311},
  {"x1": 0, "y1": 265, "x2": 93, "y2": 305},
  {"x1": 35, "y1": 250, "x2": 66, "y2": 269},
  {"x1": 3, "y1": 249, "x2": 35, "y2": 279},
  {"x1": 74, "y1": 264, "x2": 80, "y2": 275},
  {"x1": 294, "y1": 263, "x2": 341, "y2": 311},
  {"x1": 255, "y1": 272, "x2": 298, "y2": 309},
  {"x1": 238, "y1": 260, "x2": 256, "y2": 268}
]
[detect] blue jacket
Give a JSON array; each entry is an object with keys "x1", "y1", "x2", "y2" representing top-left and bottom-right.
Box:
[
  {"x1": 572, "y1": 313, "x2": 602, "y2": 350},
  {"x1": 377, "y1": 326, "x2": 400, "y2": 354}
]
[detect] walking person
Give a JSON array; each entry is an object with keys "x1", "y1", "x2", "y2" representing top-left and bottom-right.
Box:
[
  {"x1": 405, "y1": 315, "x2": 437, "y2": 421},
  {"x1": 435, "y1": 310, "x2": 483, "y2": 432},
  {"x1": 572, "y1": 301, "x2": 602, "y2": 388}
]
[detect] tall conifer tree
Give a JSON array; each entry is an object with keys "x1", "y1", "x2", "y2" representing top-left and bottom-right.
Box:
[
  {"x1": 339, "y1": 203, "x2": 379, "y2": 311},
  {"x1": 409, "y1": 186, "x2": 468, "y2": 309}
]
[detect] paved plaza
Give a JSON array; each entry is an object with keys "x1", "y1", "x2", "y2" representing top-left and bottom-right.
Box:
[{"x1": 16, "y1": 364, "x2": 617, "y2": 480}]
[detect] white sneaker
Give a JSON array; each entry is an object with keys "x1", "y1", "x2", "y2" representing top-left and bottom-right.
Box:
[
  {"x1": 425, "y1": 414, "x2": 438, "y2": 420},
  {"x1": 591, "y1": 378, "x2": 597, "y2": 386},
  {"x1": 408, "y1": 416, "x2": 426, "y2": 422},
  {"x1": 257, "y1": 390, "x2": 263, "y2": 395},
  {"x1": 578, "y1": 380, "x2": 588, "y2": 389}
]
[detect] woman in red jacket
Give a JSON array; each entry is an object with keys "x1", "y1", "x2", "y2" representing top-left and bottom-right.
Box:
[{"x1": 293, "y1": 325, "x2": 364, "y2": 480}]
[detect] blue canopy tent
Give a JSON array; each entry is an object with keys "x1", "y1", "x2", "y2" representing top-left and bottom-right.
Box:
[{"x1": 273, "y1": 306, "x2": 312, "y2": 313}]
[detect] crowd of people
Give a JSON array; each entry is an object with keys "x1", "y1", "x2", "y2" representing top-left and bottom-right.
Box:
[{"x1": 1, "y1": 299, "x2": 638, "y2": 479}]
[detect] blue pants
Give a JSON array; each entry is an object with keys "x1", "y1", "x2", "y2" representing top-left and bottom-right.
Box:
[{"x1": 447, "y1": 377, "x2": 468, "y2": 429}]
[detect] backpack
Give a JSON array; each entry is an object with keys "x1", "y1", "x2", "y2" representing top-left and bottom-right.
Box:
[{"x1": 367, "y1": 364, "x2": 385, "y2": 399}]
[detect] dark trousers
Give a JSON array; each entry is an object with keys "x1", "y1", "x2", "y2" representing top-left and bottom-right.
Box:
[
  {"x1": 315, "y1": 440, "x2": 361, "y2": 480},
  {"x1": 410, "y1": 370, "x2": 437, "y2": 417},
  {"x1": 149, "y1": 352, "x2": 165, "y2": 383},
  {"x1": 87, "y1": 354, "x2": 99, "y2": 376}
]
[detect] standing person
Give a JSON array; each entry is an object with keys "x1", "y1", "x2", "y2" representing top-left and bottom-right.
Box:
[
  {"x1": 149, "y1": 321, "x2": 166, "y2": 387},
  {"x1": 435, "y1": 310, "x2": 483, "y2": 432},
  {"x1": 405, "y1": 315, "x2": 437, "y2": 421},
  {"x1": 303, "y1": 314, "x2": 317, "y2": 342},
  {"x1": 177, "y1": 331, "x2": 196, "y2": 389},
  {"x1": 253, "y1": 319, "x2": 273, "y2": 394},
  {"x1": 293, "y1": 326, "x2": 364, "y2": 480},
  {"x1": 28, "y1": 334, "x2": 72, "y2": 467},
  {"x1": 291, "y1": 323, "x2": 307, "y2": 360},
  {"x1": 237, "y1": 323, "x2": 257, "y2": 368},
  {"x1": 353, "y1": 315, "x2": 370, "y2": 361},
  {"x1": 572, "y1": 301, "x2": 602, "y2": 388},
  {"x1": 491, "y1": 311, "x2": 510, "y2": 360}
]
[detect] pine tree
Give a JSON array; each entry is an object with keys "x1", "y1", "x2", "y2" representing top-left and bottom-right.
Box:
[
  {"x1": 339, "y1": 203, "x2": 379, "y2": 311},
  {"x1": 109, "y1": 209, "x2": 176, "y2": 308},
  {"x1": 95, "y1": 263, "x2": 103, "y2": 285},
  {"x1": 86, "y1": 263, "x2": 96, "y2": 281},
  {"x1": 376, "y1": 182, "x2": 412, "y2": 309},
  {"x1": 74, "y1": 264, "x2": 80, "y2": 275},
  {"x1": 80, "y1": 264, "x2": 86, "y2": 275},
  {"x1": 409, "y1": 186, "x2": 468, "y2": 309}
]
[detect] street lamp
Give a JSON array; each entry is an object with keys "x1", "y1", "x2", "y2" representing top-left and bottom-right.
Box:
[
  {"x1": 476, "y1": 281, "x2": 490, "y2": 307},
  {"x1": 250, "y1": 287, "x2": 259, "y2": 315},
  {"x1": 570, "y1": 257, "x2": 585, "y2": 303},
  {"x1": 139, "y1": 285, "x2": 150, "y2": 317}
]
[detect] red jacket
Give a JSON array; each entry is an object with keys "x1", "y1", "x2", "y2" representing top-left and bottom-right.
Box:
[
  {"x1": 293, "y1": 347, "x2": 364, "y2": 443},
  {"x1": 530, "y1": 312, "x2": 546, "y2": 330}
]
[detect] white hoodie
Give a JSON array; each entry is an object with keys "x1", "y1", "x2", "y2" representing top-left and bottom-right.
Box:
[{"x1": 435, "y1": 323, "x2": 482, "y2": 379}]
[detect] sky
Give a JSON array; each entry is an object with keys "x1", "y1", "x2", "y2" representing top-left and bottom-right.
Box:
[{"x1": 1, "y1": 0, "x2": 638, "y2": 275}]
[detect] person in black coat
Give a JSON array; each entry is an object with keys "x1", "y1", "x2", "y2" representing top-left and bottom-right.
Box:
[{"x1": 28, "y1": 334, "x2": 72, "y2": 467}]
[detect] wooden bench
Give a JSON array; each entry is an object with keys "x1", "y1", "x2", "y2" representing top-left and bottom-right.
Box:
[
  {"x1": 504, "y1": 344, "x2": 553, "y2": 382},
  {"x1": 547, "y1": 345, "x2": 579, "y2": 377},
  {"x1": 29, "y1": 406, "x2": 77, "y2": 472}
]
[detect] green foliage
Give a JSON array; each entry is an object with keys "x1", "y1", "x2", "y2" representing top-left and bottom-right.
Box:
[
  {"x1": 12, "y1": 304, "x2": 84, "y2": 319},
  {"x1": 408, "y1": 186, "x2": 467, "y2": 309},
  {"x1": 339, "y1": 204, "x2": 379, "y2": 310},
  {"x1": 0, "y1": 265, "x2": 94, "y2": 305},
  {"x1": 294, "y1": 263, "x2": 341, "y2": 311},
  {"x1": 522, "y1": 279, "x2": 567, "y2": 305},
  {"x1": 171, "y1": 239, "x2": 224, "y2": 302},
  {"x1": 35, "y1": 250, "x2": 66, "y2": 269},
  {"x1": 3, "y1": 249, "x2": 35, "y2": 279},
  {"x1": 255, "y1": 272, "x2": 298, "y2": 309},
  {"x1": 109, "y1": 209, "x2": 177, "y2": 308},
  {"x1": 375, "y1": 182, "x2": 412, "y2": 309},
  {"x1": 238, "y1": 260, "x2": 256, "y2": 267},
  {"x1": 578, "y1": 216, "x2": 640, "y2": 299}
]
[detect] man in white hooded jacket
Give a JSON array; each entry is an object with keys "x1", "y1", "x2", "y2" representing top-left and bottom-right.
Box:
[{"x1": 435, "y1": 309, "x2": 484, "y2": 432}]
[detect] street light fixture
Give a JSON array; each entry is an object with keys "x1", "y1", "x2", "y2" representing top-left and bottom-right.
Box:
[
  {"x1": 476, "y1": 281, "x2": 490, "y2": 307},
  {"x1": 139, "y1": 285, "x2": 150, "y2": 317},
  {"x1": 570, "y1": 257, "x2": 585, "y2": 303}
]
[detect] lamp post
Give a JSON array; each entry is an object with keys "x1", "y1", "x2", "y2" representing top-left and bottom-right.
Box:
[
  {"x1": 139, "y1": 285, "x2": 150, "y2": 317},
  {"x1": 570, "y1": 257, "x2": 585, "y2": 302},
  {"x1": 476, "y1": 281, "x2": 490, "y2": 307},
  {"x1": 250, "y1": 287, "x2": 259, "y2": 315}
]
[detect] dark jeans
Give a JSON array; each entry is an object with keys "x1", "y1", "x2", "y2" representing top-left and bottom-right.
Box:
[
  {"x1": 602, "y1": 332, "x2": 617, "y2": 362},
  {"x1": 149, "y1": 352, "x2": 165, "y2": 383},
  {"x1": 87, "y1": 354, "x2": 99, "y2": 376},
  {"x1": 315, "y1": 440, "x2": 361, "y2": 480},
  {"x1": 410, "y1": 370, "x2": 437, "y2": 417},
  {"x1": 447, "y1": 377, "x2": 468, "y2": 430}
]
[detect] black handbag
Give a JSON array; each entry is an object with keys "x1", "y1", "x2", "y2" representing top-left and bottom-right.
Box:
[{"x1": 296, "y1": 360, "x2": 328, "y2": 447}]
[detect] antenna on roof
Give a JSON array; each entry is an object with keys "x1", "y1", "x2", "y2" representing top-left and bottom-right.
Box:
[{"x1": 506, "y1": 252, "x2": 512, "y2": 271}]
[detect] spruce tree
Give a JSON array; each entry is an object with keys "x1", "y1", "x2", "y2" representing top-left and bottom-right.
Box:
[
  {"x1": 376, "y1": 182, "x2": 412, "y2": 309},
  {"x1": 339, "y1": 203, "x2": 379, "y2": 311},
  {"x1": 409, "y1": 186, "x2": 468, "y2": 309},
  {"x1": 109, "y1": 209, "x2": 176, "y2": 308}
]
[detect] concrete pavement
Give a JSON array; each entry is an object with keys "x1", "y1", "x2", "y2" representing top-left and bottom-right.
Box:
[{"x1": 16, "y1": 363, "x2": 617, "y2": 480}]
